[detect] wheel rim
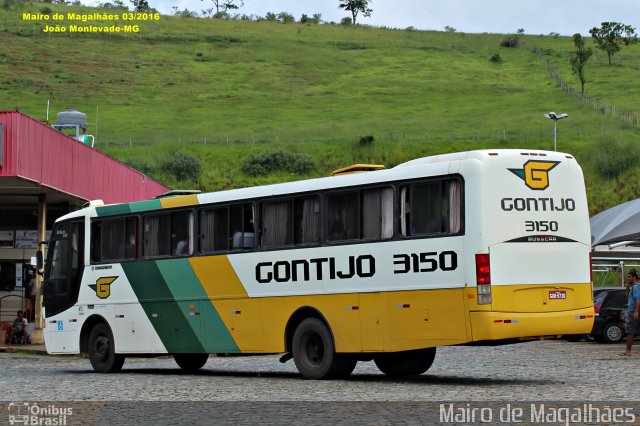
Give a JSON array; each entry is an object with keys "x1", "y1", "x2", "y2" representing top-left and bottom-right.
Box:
[
  {"x1": 607, "y1": 326, "x2": 622, "y2": 342},
  {"x1": 304, "y1": 333, "x2": 324, "y2": 365},
  {"x1": 94, "y1": 335, "x2": 111, "y2": 363}
]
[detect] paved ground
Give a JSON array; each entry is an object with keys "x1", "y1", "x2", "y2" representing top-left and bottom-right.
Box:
[{"x1": 1, "y1": 340, "x2": 638, "y2": 424}]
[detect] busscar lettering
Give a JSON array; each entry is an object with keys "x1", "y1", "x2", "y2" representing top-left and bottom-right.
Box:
[
  {"x1": 256, "y1": 255, "x2": 376, "y2": 284},
  {"x1": 528, "y1": 236, "x2": 557, "y2": 242},
  {"x1": 501, "y1": 197, "x2": 575, "y2": 212}
]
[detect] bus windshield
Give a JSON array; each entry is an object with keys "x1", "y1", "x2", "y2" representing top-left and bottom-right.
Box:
[{"x1": 43, "y1": 220, "x2": 84, "y2": 317}]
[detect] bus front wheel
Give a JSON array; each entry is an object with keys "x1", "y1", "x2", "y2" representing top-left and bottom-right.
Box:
[
  {"x1": 374, "y1": 347, "x2": 436, "y2": 377},
  {"x1": 292, "y1": 317, "x2": 356, "y2": 379},
  {"x1": 174, "y1": 353, "x2": 209, "y2": 371},
  {"x1": 88, "y1": 323, "x2": 125, "y2": 373}
]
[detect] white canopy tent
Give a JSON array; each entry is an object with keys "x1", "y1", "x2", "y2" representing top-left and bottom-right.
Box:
[{"x1": 591, "y1": 198, "x2": 640, "y2": 253}]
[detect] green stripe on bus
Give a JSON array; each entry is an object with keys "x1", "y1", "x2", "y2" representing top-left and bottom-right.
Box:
[
  {"x1": 156, "y1": 259, "x2": 239, "y2": 353},
  {"x1": 96, "y1": 200, "x2": 163, "y2": 217},
  {"x1": 95, "y1": 204, "x2": 131, "y2": 216},
  {"x1": 129, "y1": 199, "x2": 163, "y2": 213},
  {"x1": 122, "y1": 261, "x2": 205, "y2": 353}
]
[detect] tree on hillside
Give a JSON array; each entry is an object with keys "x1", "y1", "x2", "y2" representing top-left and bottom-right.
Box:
[
  {"x1": 589, "y1": 22, "x2": 638, "y2": 64},
  {"x1": 131, "y1": 0, "x2": 149, "y2": 12},
  {"x1": 172, "y1": 6, "x2": 198, "y2": 17},
  {"x1": 204, "y1": 0, "x2": 244, "y2": 16},
  {"x1": 338, "y1": 0, "x2": 372, "y2": 25},
  {"x1": 570, "y1": 33, "x2": 593, "y2": 96},
  {"x1": 277, "y1": 12, "x2": 294, "y2": 23}
]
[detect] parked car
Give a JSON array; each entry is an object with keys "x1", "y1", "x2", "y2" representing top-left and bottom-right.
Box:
[
  {"x1": 590, "y1": 288, "x2": 628, "y2": 344},
  {"x1": 563, "y1": 287, "x2": 627, "y2": 343}
]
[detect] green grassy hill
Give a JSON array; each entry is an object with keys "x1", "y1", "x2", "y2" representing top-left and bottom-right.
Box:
[{"x1": 2, "y1": 3, "x2": 640, "y2": 214}]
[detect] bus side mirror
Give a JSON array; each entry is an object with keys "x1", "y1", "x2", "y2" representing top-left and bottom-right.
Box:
[
  {"x1": 36, "y1": 251, "x2": 43, "y2": 275},
  {"x1": 36, "y1": 240, "x2": 47, "y2": 276}
]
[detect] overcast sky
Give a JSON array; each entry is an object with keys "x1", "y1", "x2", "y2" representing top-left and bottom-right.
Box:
[{"x1": 141, "y1": 0, "x2": 640, "y2": 36}]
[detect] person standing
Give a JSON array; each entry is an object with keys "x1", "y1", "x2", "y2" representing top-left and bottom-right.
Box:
[
  {"x1": 621, "y1": 269, "x2": 640, "y2": 356},
  {"x1": 26, "y1": 271, "x2": 36, "y2": 321}
]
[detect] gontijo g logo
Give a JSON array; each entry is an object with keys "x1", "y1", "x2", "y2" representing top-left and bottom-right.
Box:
[
  {"x1": 508, "y1": 160, "x2": 560, "y2": 190},
  {"x1": 89, "y1": 276, "x2": 118, "y2": 299}
]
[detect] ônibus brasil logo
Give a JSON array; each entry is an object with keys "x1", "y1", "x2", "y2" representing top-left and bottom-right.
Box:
[
  {"x1": 89, "y1": 276, "x2": 118, "y2": 299},
  {"x1": 508, "y1": 160, "x2": 560, "y2": 190}
]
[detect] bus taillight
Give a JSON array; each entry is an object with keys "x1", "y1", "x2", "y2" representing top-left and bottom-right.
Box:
[{"x1": 476, "y1": 254, "x2": 492, "y2": 304}]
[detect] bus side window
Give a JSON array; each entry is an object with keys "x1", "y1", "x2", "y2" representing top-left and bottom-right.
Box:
[
  {"x1": 170, "y1": 211, "x2": 193, "y2": 256},
  {"x1": 143, "y1": 211, "x2": 193, "y2": 258},
  {"x1": 448, "y1": 180, "x2": 462, "y2": 233},
  {"x1": 327, "y1": 192, "x2": 359, "y2": 241},
  {"x1": 400, "y1": 187, "x2": 411, "y2": 236},
  {"x1": 242, "y1": 204, "x2": 255, "y2": 249},
  {"x1": 125, "y1": 217, "x2": 138, "y2": 259},
  {"x1": 294, "y1": 197, "x2": 320, "y2": 245},
  {"x1": 91, "y1": 217, "x2": 138, "y2": 263},
  {"x1": 103, "y1": 219, "x2": 127, "y2": 260},
  {"x1": 201, "y1": 207, "x2": 229, "y2": 252},
  {"x1": 70, "y1": 222, "x2": 83, "y2": 281},
  {"x1": 231, "y1": 204, "x2": 254, "y2": 250},
  {"x1": 90, "y1": 221, "x2": 102, "y2": 263},
  {"x1": 201, "y1": 204, "x2": 253, "y2": 253},
  {"x1": 144, "y1": 214, "x2": 170, "y2": 257},
  {"x1": 401, "y1": 179, "x2": 462, "y2": 237},
  {"x1": 261, "y1": 200, "x2": 293, "y2": 248},
  {"x1": 362, "y1": 188, "x2": 393, "y2": 240}
]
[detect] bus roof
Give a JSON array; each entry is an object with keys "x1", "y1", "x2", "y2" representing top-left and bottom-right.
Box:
[{"x1": 54, "y1": 149, "x2": 575, "y2": 222}]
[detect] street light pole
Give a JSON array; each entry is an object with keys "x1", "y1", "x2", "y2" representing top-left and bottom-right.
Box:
[{"x1": 543, "y1": 112, "x2": 568, "y2": 151}]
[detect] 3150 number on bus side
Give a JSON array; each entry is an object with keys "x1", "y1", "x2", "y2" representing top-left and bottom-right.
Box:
[{"x1": 393, "y1": 251, "x2": 458, "y2": 274}]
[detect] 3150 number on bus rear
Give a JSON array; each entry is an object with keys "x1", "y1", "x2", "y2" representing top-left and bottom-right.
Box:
[{"x1": 525, "y1": 220, "x2": 559, "y2": 232}]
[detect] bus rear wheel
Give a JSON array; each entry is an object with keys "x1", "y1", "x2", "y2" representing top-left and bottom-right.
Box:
[
  {"x1": 292, "y1": 317, "x2": 356, "y2": 379},
  {"x1": 374, "y1": 348, "x2": 436, "y2": 377},
  {"x1": 88, "y1": 323, "x2": 125, "y2": 373},
  {"x1": 174, "y1": 353, "x2": 209, "y2": 371}
]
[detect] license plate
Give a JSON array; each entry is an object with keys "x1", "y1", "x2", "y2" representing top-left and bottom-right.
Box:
[{"x1": 549, "y1": 290, "x2": 566, "y2": 300}]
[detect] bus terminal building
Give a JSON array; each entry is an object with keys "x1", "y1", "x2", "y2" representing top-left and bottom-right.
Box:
[{"x1": 0, "y1": 110, "x2": 168, "y2": 343}]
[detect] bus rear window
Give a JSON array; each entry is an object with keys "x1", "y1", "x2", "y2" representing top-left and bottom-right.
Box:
[{"x1": 401, "y1": 178, "x2": 462, "y2": 237}]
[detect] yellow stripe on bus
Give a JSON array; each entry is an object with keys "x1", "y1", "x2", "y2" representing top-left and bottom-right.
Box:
[
  {"x1": 159, "y1": 194, "x2": 200, "y2": 209},
  {"x1": 188, "y1": 264, "x2": 470, "y2": 353},
  {"x1": 189, "y1": 256, "x2": 248, "y2": 299}
]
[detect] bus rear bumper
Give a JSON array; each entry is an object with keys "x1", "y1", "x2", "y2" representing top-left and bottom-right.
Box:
[{"x1": 469, "y1": 307, "x2": 594, "y2": 341}]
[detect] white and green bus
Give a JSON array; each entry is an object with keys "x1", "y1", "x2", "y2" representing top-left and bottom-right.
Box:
[{"x1": 42, "y1": 149, "x2": 594, "y2": 379}]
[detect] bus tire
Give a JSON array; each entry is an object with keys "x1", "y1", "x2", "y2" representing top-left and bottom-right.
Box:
[
  {"x1": 374, "y1": 347, "x2": 436, "y2": 377},
  {"x1": 88, "y1": 323, "x2": 125, "y2": 373},
  {"x1": 174, "y1": 353, "x2": 209, "y2": 371},
  {"x1": 331, "y1": 356, "x2": 358, "y2": 379},
  {"x1": 292, "y1": 317, "x2": 352, "y2": 379}
]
